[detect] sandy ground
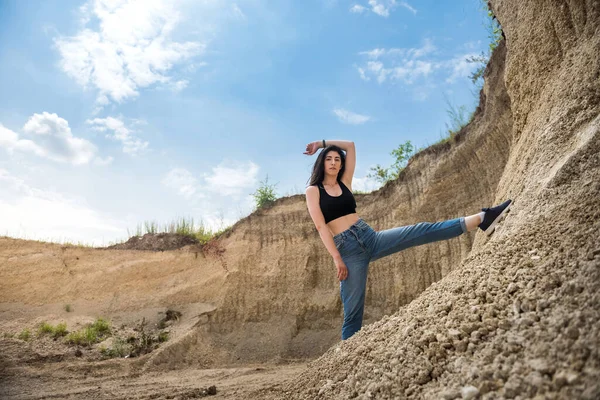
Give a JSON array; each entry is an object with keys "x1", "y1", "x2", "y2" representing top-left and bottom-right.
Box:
[{"x1": 0, "y1": 352, "x2": 306, "y2": 399}]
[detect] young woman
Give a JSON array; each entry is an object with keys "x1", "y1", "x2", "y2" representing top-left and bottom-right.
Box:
[{"x1": 304, "y1": 140, "x2": 511, "y2": 340}]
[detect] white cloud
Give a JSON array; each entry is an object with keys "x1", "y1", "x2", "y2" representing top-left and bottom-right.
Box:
[
  {"x1": 368, "y1": 0, "x2": 390, "y2": 17},
  {"x1": 359, "y1": 48, "x2": 387, "y2": 60},
  {"x1": 161, "y1": 161, "x2": 260, "y2": 230},
  {"x1": 0, "y1": 169, "x2": 125, "y2": 245},
  {"x1": 55, "y1": 0, "x2": 204, "y2": 106},
  {"x1": 94, "y1": 155, "x2": 114, "y2": 166},
  {"x1": 231, "y1": 3, "x2": 246, "y2": 20},
  {"x1": 333, "y1": 108, "x2": 371, "y2": 125},
  {"x1": 445, "y1": 53, "x2": 479, "y2": 83},
  {"x1": 352, "y1": 175, "x2": 381, "y2": 192},
  {"x1": 399, "y1": 1, "x2": 417, "y2": 15},
  {"x1": 163, "y1": 160, "x2": 260, "y2": 200},
  {"x1": 204, "y1": 160, "x2": 260, "y2": 196},
  {"x1": 87, "y1": 116, "x2": 148, "y2": 155},
  {"x1": 0, "y1": 113, "x2": 97, "y2": 165},
  {"x1": 350, "y1": 4, "x2": 367, "y2": 13},
  {"x1": 357, "y1": 40, "x2": 477, "y2": 88},
  {"x1": 352, "y1": 0, "x2": 416, "y2": 17},
  {"x1": 172, "y1": 80, "x2": 189, "y2": 92},
  {"x1": 162, "y1": 168, "x2": 200, "y2": 200},
  {"x1": 359, "y1": 40, "x2": 435, "y2": 61}
]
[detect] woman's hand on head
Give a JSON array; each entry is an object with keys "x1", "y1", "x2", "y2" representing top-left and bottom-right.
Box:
[{"x1": 303, "y1": 141, "x2": 321, "y2": 156}]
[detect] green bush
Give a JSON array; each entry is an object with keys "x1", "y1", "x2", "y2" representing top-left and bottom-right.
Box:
[
  {"x1": 100, "y1": 338, "x2": 129, "y2": 358},
  {"x1": 18, "y1": 329, "x2": 31, "y2": 341},
  {"x1": 54, "y1": 322, "x2": 68, "y2": 338},
  {"x1": 252, "y1": 175, "x2": 278, "y2": 209},
  {"x1": 368, "y1": 141, "x2": 415, "y2": 185},
  {"x1": 65, "y1": 318, "x2": 111, "y2": 347},
  {"x1": 38, "y1": 322, "x2": 55, "y2": 336},
  {"x1": 38, "y1": 322, "x2": 69, "y2": 339}
]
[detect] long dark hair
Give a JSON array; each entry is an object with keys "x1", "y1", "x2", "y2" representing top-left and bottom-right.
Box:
[{"x1": 307, "y1": 145, "x2": 346, "y2": 186}]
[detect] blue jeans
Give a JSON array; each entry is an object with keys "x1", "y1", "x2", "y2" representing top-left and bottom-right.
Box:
[{"x1": 333, "y1": 218, "x2": 467, "y2": 340}]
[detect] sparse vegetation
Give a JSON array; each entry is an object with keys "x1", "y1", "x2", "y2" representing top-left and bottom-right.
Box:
[
  {"x1": 158, "y1": 309, "x2": 182, "y2": 329},
  {"x1": 65, "y1": 318, "x2": 111, "y2": 346},
  {"x1": 252, "y1": 175, "x2": 278, "y2": 210},
  {"x1": 127, "y1": 217, "x2": 231, "y2": 245},
  {"x1": 38, "y1": 322, "x2": 69, "y2": 339},
  {"x1": 100, "y1": 337, "x2": 129, "y2": 358},
  {"x1": 158, "y1": 331, "x2": 169, "y2": 343},
  {"x1": 433, "y1": 0, "x2": 504, "y2": 148},
  {"x1": 466, "y1": 1, "x2": 504, "y2": 89},
  {"x1": 64, "y1": 304, "x2": 72, "y2": 312},
  {"x1": 18, "y1": 329, "x2": 31, "y2": 341},
  {"x1": 368, "y1": 141, "x2": 415, "y2": 185}
]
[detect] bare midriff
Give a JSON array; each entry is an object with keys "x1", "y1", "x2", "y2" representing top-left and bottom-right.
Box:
[{"x1": 327, "y1": 213, "x2": 360, "y2": 236}]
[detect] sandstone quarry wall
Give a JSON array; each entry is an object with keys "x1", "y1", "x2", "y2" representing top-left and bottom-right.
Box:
[{"x1": 278, "y1": 0, "x2": 600, "y2": 398}]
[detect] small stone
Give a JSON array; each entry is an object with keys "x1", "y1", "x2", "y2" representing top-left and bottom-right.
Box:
[
  {"x1": 553, "y1": 370, "x2": 579, "y2": 388},
  {"x1": 531, "y1": 255, "x2": 541, "y2": 260},
  {"x1": 566, "y1": 326, "x2": 579, "y2": 339},
  {"x1": 528, "y1": 358, "x2": 554, "y2": 375},
  {"x1": 440, "y1": 388, "x2": 460, "y2": 400},
  {"x1": 478, "y1": 380, "x2": 496, "y2": 395},
  {"x1": 460, "y1": 385, "x2": 479, "y2": 399},
  {"x1": 507, "y1": 283, "x2": 518, "y2": 294}
]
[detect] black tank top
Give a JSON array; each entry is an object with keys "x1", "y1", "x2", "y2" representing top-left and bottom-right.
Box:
[{"x1": 317, "y1": 181, "x2": 357, "y2": 223}]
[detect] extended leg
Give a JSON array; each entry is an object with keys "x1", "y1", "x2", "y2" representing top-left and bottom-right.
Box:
[{"x1": 369, "y1": 217, "x2": 467, "y2": 262}]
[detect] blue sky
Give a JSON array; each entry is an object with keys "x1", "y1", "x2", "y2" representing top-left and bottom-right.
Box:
[{"x1": 0, "y1": 0, "x2": 491, "y2": 245}]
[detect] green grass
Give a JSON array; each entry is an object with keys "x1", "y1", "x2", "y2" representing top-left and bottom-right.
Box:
[
  {"x1": 65, "y1": 318, "x2": 111, "y2": 347},
  {"x1": 127, "y1": 217, "x2": 231, "y2": 245},
  {"x1": 100, "y1": 337, "x2": 130, "y2": 358},
  {"x1": 38, "y1": 322, "x2": 69, "y2": 339},
  {"x1": 18, "y1": 329, "x2": 31, "y2": 341},
  {"x1": 158, "y1": 331, "x2": 169, "y2": 343}
]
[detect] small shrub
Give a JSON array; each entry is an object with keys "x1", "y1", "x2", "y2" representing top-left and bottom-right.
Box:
[
  {"x1": 252, "y1": 175, "x2": 278, "y2": 210},
  {"x1": 158, "y1": 331, "x2": 169, "y2": 343},
  {"x1": 38, "y1": 322, "x2": 55, "y2": 336},
  {"x1": 53, "y1": 322, "x2": 68, "y2": 338},
  {"x1": 91, "y1": 318, "x2": 111, "y2": 335},
  {"x1": 18, "y1": 329, "x2": 31, "y2": 341},
  {"x1": 100, "y1": 338, "x2": 130, "y2": 358},
  {"x1": 368, "y1": 141, "x2": 415, "y2": 185},
  {"x1": 65, "y1": 318, "x2": 111, "y2": 347},
  {"x1": 38, "y1": 322, "x2": 69, "y2": 339},
  {"x1": 64, "y1": 304, "x2": 72, "y2": 312}
]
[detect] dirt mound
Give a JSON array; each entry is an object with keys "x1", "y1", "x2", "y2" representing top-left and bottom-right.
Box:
[{"x1": 106, "y1": 233, "x2": 200, "y2": 251}]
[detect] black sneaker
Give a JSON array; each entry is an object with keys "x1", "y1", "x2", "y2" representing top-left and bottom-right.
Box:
[{"x1": 479, "y1": 199, "x2": 512, "y2": 236}]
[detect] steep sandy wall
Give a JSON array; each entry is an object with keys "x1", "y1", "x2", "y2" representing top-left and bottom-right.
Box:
[{"x1": 277, "y1": 0, "x2": 600, "y2": 398}]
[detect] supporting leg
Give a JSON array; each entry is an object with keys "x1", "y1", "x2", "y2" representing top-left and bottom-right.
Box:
[{"x1": 340, "y1": 255, "x2": 369, "y2": 340}]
